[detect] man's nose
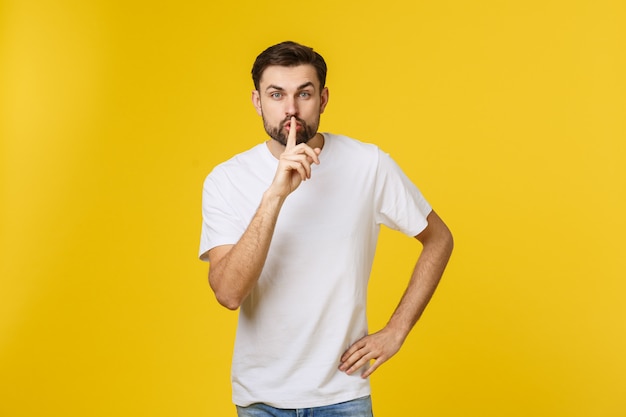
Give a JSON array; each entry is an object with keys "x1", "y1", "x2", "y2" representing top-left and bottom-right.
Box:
[{"x1": 285, "y1": 96, "x2": 298, "y2": 117}]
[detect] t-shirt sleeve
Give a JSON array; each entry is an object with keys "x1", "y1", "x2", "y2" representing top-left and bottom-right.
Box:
[
  {"x1": 373, "y1": 149, "x2": 432, "y2": 237},
  {"x1": 198, "y1": 173, "x2": 245, "y2": 261}
]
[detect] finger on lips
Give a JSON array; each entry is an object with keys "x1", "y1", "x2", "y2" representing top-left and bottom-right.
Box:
[
  {"x1": 282, "y1": 116, "x2": 321, "y2": 177},
  {"x1": 287, "y1": 116, "x2": 297, "y2": 149}
]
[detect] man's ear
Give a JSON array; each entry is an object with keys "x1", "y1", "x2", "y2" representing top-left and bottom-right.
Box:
[
  {"x1": 319, "y1": 87, "x2": 329, "y2": 114},
  {"x1": 251, "y1": 90, "x2": 263, "y2": 116}
]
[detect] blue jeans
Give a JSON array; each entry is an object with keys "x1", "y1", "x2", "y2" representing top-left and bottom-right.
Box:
[{"x1": 236, "y1": 395, "x2": 373, "y2": 417}]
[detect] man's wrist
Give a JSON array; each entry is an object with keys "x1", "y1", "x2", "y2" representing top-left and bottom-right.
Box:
[
  {"x1": 384, "y1": 320, "x2": 412, "y2": 343},
  {"x1": 262, "y1": 188, "x2": 287, "y2": 209}
]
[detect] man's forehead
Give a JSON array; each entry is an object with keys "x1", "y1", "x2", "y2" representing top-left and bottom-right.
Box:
[{"x1": 259, "y1": 64, "x2": 320, "y2": 90}]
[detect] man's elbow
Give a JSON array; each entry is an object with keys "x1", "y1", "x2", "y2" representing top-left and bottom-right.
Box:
[
  {"x1": 215, "y1": 294, "x2": 241, "y2": 311},
  {"x1": 442, "y1": 225, "x2": 454, "y2": 253},
  {"x1": 209, "y1": 274, "x2": 243, "y2": 311},
  {"x1": 435, "y1": 221, "x2": 454, "y2": 261}
]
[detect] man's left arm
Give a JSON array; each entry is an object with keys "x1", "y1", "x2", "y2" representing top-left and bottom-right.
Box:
[{"x1": 339, "y1": 210, "x2": 453, "y2": 378}]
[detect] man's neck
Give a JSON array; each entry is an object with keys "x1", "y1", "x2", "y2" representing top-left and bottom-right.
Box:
[{"x1": 266, "y1": 133, "x2": 325, "y2": 159}]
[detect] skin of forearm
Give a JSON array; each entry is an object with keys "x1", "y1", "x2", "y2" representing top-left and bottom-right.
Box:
[{"x1": 209, "y1": 190, "x2": 286, "y2": 310}]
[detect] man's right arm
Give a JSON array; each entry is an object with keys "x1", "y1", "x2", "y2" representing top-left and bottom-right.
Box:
[
  {"x1": 207, "y1": 191, "x2": 285, "y2": 310},
  {"x1": 207, "y1": 117, "x2": 320, "y2": 310}
]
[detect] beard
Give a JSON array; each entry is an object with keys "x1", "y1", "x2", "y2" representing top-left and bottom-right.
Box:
[{"x1": 263, "y1": 115, "x2": 319, "y2": 146}]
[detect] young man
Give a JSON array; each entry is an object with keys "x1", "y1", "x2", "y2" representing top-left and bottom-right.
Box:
[{"x1": 199, "y1": 41, "x2": 453, "y2": 416}]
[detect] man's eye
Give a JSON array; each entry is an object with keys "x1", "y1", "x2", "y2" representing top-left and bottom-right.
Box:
[
  {"x1": 270, "y1": 92, "x2": 282, "y2": 99},
  {"x1": 299, "y1": 92, "x2": 311, "y2": 98}
]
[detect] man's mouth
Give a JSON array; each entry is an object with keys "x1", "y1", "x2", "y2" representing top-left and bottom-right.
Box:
[{"x1": 284, "y1": 120, "x2": 301, "y2": 132}]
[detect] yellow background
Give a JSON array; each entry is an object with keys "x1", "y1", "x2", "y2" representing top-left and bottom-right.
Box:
[{"x1": 1, "y1": 0, "x2": 625, "y2": 415}]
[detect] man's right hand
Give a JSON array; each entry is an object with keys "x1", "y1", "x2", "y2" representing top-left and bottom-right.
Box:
[{"x1": 268, "y1": 116, "x2": 321, "y2": 198}]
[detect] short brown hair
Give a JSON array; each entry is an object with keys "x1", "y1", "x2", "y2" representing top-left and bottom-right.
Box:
[{"x1": 251, "y1": 41, "x2": 327, "y2": 91}]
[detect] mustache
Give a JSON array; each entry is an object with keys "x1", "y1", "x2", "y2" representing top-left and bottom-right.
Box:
[{"x1": 279, "y1": 116, "x2": 307, "y2": 128}]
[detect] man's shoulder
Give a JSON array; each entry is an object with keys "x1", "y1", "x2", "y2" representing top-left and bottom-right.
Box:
[
  {"x1": 220, "y1": 142, "x2": 267, "y2": 166},
  {"x1": 324, "y1": 133, "x2": 381, "y2": 157},
  {"x1": 203, "y1": 143, "x2": 270, "y2": 191},
  {"x1": 209, "y1": 143, "x2": 266, "y2": 173}
]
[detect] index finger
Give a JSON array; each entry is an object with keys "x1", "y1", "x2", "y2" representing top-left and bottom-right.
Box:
[{"x1": 286, "y1": 116, "x2": 297, "y2": 150}]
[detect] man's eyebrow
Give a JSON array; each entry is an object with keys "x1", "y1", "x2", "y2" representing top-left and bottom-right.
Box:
[
  {"x1": 264, "y1": 82, "x2": 316, "y2": 92},
  {"x1": 297, "y1": 81, "x2": 315, "y2": 90},
  {"x1": 265, "y1": 84, "x2": 285, "y2": 92}
]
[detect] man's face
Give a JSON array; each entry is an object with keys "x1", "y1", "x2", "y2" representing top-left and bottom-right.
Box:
[{"x1": 252, "y1": 64, "x2": 329, "y2": 146}]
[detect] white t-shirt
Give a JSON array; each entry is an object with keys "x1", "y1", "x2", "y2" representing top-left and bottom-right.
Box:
[{"x1": 199, "y1": 133, "x2": 432, "y2": 408}]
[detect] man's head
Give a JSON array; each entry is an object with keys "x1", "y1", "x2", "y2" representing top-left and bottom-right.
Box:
[
  {"x1": 251, "y1": 41, "x2": 329, "y2": 146},
  {"x1": 251, "y1": 41, "x2": 327, "y2": 91}
]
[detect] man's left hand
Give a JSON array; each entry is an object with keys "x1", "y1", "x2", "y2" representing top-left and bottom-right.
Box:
[{"x1": 338, "y1": 328, "x2": 405, "y2": 378}]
